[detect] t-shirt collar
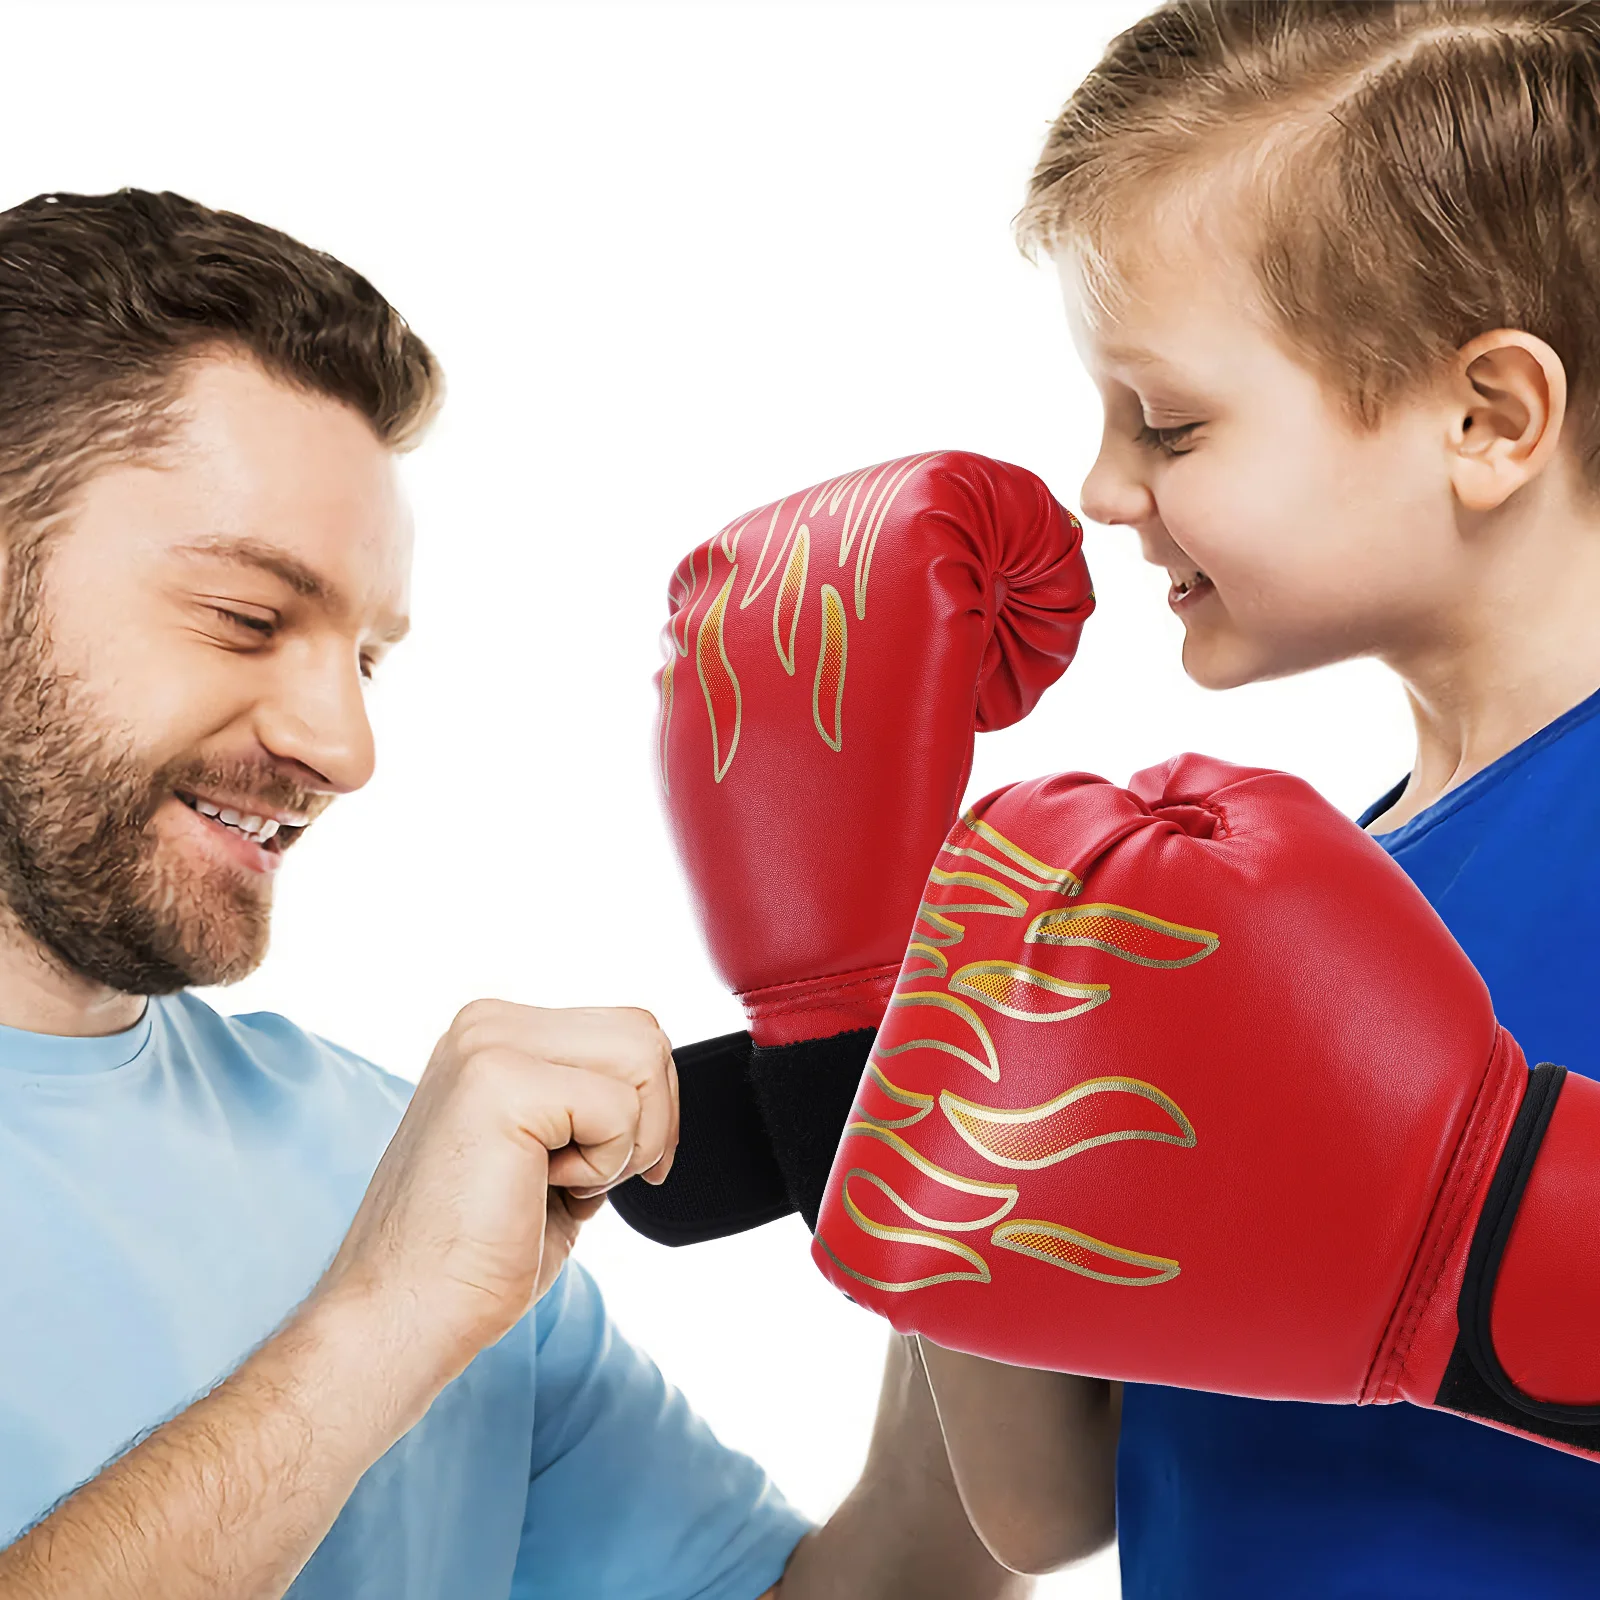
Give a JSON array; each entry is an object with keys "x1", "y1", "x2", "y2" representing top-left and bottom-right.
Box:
[
  {"x1": 1361, "y1": 679, "x2": 1600, "y2": 847},
  {"x1": 0, "y1": 1003, "x2": 154, "y2": 1077}
]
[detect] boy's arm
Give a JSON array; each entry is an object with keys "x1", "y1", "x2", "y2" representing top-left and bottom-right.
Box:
[
  {"x1": 775, "y1": 1334, "x2": 1037, "y2": 1597},
  {"x1": 916, "y1": 1342, "x2": 1119, "y2": 1578}
]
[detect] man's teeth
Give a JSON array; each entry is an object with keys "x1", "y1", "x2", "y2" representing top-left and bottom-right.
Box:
[{"x1": 188, "y1": 796, "x2": 280, "y2": 843}]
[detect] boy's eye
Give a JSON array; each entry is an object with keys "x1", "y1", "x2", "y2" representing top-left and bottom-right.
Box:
[{"x1": 1136, "y1": 421, "x2": 1200, "y2": 456}]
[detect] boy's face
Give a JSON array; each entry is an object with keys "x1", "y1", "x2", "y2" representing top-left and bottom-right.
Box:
[{"x1": 1065, "y1": 230, "x2": 1462, "y2": 690}]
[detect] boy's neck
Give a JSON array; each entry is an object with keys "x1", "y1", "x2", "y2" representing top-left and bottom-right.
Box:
[{"x1": 1372, "y1": 482, "x2": 1600, "y2": 834}]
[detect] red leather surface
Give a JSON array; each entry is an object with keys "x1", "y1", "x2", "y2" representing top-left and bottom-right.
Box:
[
  {"x1": 813, "y1": 755, "x2": 1500, "y2": 1401},
  {"x1": 1489, "y1": 1069, "x2": 1600, "y2": 1407},
  {"x1": 658, "y1": 452, "x2": 1093, "y2": 1046}
]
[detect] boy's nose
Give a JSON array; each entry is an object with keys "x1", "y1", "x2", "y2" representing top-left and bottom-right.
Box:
[{"x1": 1079, "y1": 440, "x2": 1155, "y2": 531}]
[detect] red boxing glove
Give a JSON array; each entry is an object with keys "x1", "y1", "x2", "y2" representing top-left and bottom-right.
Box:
[
  {"x1": 611, "y1": 452, "x2": 1092, "y2": 1245},
  {"x1": 813, "y1": 755, "x2": 1600, "y2": 1460}
]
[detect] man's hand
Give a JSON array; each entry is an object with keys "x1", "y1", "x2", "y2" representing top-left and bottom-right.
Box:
[
  {"x1": 0, "y1": 1002, "x2": 678, "y2": 1600},
  {"x1": 317, "y1": 1001, "x2": 679, "y2": 1402}
]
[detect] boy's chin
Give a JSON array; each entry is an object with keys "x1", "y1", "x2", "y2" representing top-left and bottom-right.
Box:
[{"x1": 1179, "y1": 630, "x2": 1282, "y2": 692}]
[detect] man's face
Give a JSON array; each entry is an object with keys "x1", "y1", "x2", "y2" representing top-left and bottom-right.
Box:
[
  {"x1": 0, "y1": 354, "x2": 413, "y2": 993},
  {"x1": 1064, "y1": 225, "x2": 1463, "y2": 690}
]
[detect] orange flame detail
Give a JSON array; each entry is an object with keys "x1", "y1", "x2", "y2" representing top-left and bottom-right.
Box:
[
  {"x1": 813, "y1": 583, "x2": 847, "y2": 752},
  {"x1": 773, "y1": 524, "x2": 809, "y2": 676}
]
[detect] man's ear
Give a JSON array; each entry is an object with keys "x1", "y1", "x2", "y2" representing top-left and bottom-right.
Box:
[{"x1": 1448, "y1": 330, "x2": 1568, "y2": 512}]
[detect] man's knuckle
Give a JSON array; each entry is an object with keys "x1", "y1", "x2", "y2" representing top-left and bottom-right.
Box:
[
  {"x1": 451, "y1": 998, "x2": 503, "y2": 1035},
  {"x1": 459, "y1": 1044, "x2": 516, "y2": 1095}
]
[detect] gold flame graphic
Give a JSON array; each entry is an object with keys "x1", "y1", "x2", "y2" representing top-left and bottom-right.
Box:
[
  {"x1": 657, "y1": 454, "x2": 939, "y2": 786},
  {"x1": 822, "y1": 815, "x2": 1218, "y2": 1298}
]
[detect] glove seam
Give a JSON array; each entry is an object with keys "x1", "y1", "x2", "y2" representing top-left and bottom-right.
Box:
[
  {"x1": 1199, "y1": 798, "x2": 1230, "y2": 839},
  {"x1": 1368, "y1": 1028, "x2": 1519, "y2": 1404},
  {"x1": 740, "y1": 964, "x2": 901, "y2": 1010},
  {"x1": 1373, "y1": 1059, "x2": 1496, "y2": 1401},
  {"x1": 746, "y1": 993, "x2": 890, "y2": 1019}
]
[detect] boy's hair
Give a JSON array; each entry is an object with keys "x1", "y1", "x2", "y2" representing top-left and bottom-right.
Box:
[
  {"x1": 0, "y1": 188, "x2": 441, "y2": 561},
  {"x1": 1020, "y1": 1, "x2": 1600, "y2": 486}
]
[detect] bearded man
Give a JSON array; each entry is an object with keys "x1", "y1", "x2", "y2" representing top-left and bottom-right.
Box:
[{"x1": 0, "y1": 189, "x2": 1022, "y2": 1600}]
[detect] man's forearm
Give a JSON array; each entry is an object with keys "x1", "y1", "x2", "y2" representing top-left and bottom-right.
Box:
[
  {"x1": 0, "y1": 1292, "x2": 420, "y2": 1600},
  {"x1": 778, "y1": 1334, "x2": 1032, "y2": 1600}
]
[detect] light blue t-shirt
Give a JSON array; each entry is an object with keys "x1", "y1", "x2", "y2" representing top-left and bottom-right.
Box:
[{"x1": 0, "y1": 992, "x2": 810, "y2": 1598}]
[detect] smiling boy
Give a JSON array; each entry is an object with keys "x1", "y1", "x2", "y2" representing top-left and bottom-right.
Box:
[{"x1": 908, "y1": 2, "x2": 1600, "y2": 1594}]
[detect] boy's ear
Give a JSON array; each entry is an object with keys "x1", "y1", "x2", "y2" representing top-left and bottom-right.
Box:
[{"x1": 1448, "y1": 330, "x2": 1568, "y2": 513}]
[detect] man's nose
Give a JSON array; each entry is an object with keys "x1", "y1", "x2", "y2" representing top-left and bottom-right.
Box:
[{"x1": 252, "y1": 642, "x2": 377, "y2": 797}]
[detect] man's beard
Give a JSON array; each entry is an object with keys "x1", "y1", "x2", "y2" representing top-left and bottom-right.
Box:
[{"x1": 0, "y1": 594, "x2": 301, "y2": 995}]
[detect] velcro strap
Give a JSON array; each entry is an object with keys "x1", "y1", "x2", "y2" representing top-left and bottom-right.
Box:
[
  {"x1": 607, "y1": 1027, "x2": 877, "y2": 1245},
  {"x1": 1436, "y1": 1062, "x2": 1600, "y2": 1440},
  {"x1": 607, "y1": 1031, "x2": 789, "y2": 1246},
  {"x1": 749, "y1": 1027, "x2": 877, "y2": 1231}
]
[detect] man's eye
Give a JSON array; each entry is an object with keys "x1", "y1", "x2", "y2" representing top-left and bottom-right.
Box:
[
  {"x1": 1136, "y1": 421, "x2": 1200, "y2": 456},
  {"x1": 213, "y1": 607, "x2": 276, "y2": 638}
]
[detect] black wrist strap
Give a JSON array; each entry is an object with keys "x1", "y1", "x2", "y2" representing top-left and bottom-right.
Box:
[
  {"x1": 607, "y1": 1026, "x2": 876, "y2": 1246},
  {"x1": 1435, "y1": 1062, "x2": 1600, "y2": 1440},
  {"x1": 607, "y1": 1032, "x2": 790, "y2": 1247},
  {"x1": 750, "y1": 1028, "x2": 878, "y2": 1232}
]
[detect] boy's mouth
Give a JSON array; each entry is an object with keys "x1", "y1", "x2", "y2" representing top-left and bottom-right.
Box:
[{"x1": 1168, "y1": 569, "x2": 1214, "y2": 610}]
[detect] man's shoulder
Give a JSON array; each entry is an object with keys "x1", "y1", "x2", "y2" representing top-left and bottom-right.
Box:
[{"x1": 154, "y1": 992, "x2": 415, "y2": 1117}]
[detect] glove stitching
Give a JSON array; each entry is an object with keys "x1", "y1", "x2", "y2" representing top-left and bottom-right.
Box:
[
  {"x1": 1373, "y1": 1034, "x2": 1515, "y2": 1404},
  {"x1": 750, "y1": 996, "x2": 890, "y2": 1020},
  {"x1": 741, "y1": 966, "x2": 900, "y2": 1011},
  {"x1": 1370, "y1": 1069, "x2": 1481, "y2": 1400},
  {"x1": 1374, "y1": 1094, "x2": 1489, "y2": 1403}
]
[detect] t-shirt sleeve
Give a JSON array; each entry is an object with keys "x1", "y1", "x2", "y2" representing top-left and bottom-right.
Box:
[{"x1": 508, "y1": 1260, "x2": 812, "y2": 1600}]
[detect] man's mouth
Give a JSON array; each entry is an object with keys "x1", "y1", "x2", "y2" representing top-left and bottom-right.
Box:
[{"x1": 174, "y1": 790, "x2": 309, "y2": 855}]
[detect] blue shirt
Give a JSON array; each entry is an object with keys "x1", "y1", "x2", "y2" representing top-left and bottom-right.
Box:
[
  {"x1": 0, "y1": 993, "x2": 809, "y2": 1598},
  {"x1": 1116, "y1": 685, "x2": 1600, "y2": 1597}
]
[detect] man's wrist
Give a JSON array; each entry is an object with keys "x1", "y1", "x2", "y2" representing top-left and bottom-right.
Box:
[{"x1": 275, "y1": 1285, "x2": 449, "y2": 1460}]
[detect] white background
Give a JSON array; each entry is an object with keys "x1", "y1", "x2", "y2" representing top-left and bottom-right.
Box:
[{"x1": 2, "y1": 3, "x2": 1416, "y2": 1594}]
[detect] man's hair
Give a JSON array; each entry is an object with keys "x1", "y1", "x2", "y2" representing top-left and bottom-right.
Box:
[
  {"x1": 0, "y1": 188, "x2": 441, "y2": 559},
  {"x1": 1019, "y1": 1, "x2": 1600, "y2": 485}
]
